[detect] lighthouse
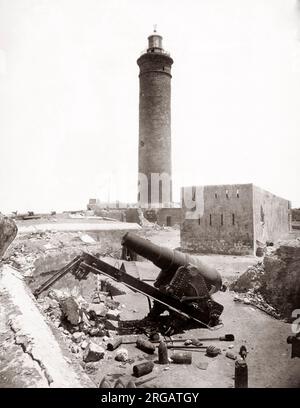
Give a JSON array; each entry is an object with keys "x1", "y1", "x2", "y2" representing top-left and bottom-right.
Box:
[{"x1": 137, "y1": 30, "x2": 173, "y2": 208}]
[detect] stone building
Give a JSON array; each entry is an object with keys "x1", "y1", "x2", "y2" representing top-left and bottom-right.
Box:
[
  {"x1": 180, "y1": 184, "x2": 291, "y2": 255},
  {"x1": 292, "y1": 208, "x2": 300, "y2": 222}
]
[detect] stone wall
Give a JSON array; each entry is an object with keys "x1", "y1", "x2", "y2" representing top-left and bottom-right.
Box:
[
  {"x1": 157, "y1": 208, "x2": 183, "y2": 227},
  {"x1": 253, "y1": 186, "x2": 291, "y2": 249},
  {"x1": 143, "y1": 208, "x2": 183, "y2": 227},
  {"x1": 92, "y1": 209, "x2": 126, "y2": 222},
  {"x1": 263, "y1": 240, "x2": 300, "y2": 317},
  {"x1": 180, "y1": 184, "x2": 254, "y2": 255}
]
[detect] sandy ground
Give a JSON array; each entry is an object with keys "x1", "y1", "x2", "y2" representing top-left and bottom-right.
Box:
[
  {"x1": 1, "y1": 220, "x2": 300, "y2": 388},
  {"x1": 86, "y1": 290, "x2": 300, "y2": 388}
]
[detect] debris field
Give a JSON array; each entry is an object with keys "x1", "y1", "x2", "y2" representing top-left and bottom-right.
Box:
[{"x1": 0, "y1": 213, "x2": 299, "y2": 388}]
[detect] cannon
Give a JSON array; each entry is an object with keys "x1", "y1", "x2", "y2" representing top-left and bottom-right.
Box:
[
  {"x1": 34, "y1": 233, "x2": 224, "y2": 330},
  {"x1": 122, "y1": 233, "x2": 224, "y2": 325},
  {"x1": 122, "y1": 232, "x2": 222, "y2": 293}
]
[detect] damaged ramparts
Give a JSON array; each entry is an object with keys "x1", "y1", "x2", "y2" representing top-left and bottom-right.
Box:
[{"x1": 0, "y1": 264, "x2": 95, "y2": 388}]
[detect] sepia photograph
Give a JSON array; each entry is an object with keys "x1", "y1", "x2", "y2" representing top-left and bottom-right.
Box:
[{"x1": 0, "y1": 0, "x2": 299, "y2": 395}]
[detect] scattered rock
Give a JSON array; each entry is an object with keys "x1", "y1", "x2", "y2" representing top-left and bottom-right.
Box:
[
  {"x1": 81, "y1": 312, "x2": 91, "y2": 327},
  {"x1": 48, "y1": 289, "x2": 68, "y2": 302},
  {"x1": 81, "y1": 340, "x2": 89, "y2": 350},
  {"x1": 48, "y1": 298, "x2": 60, "y2": 309},
  {"x1": 197, "y1": 361, "x2": 209, "y2": 370},
  {"x1": 88, "y1": 303, "x2": 107, "y2": 317},
  {"x1": 88, "y1": 327, "x2": 107, "y2": 337},
  {"x1": 225, "y1": 351, "x2": 237, "y2": 360},
  {"x1": 230, "y1": 264, "x2": 265, "y2": 293},
  {"x1": 44, "y1": 243, "x2": 57, "y2": 250},
  {"x1": 60, "y1": 297, "x2": 81, "y2": 325},
  {"x1": 105, "y1": 299, "x2": 120, "y2": 310},
  {"x1": 72, "y1": 332, "x2": 84, "y2": 343},
  {"x1": 83, "y1": 343, "x2": 105, "y2": 362}
]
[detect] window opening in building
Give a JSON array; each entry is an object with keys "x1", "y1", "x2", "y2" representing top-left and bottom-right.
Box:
[
  {"x1": 221, "y1": 214, "x2": 223, "y2": 226},
  {"x1": 260, "y1": 205, "x2": 265, "y2": 223},
  {"x1": 232, "y1": 213, "x2": 235, "y2": 225}
]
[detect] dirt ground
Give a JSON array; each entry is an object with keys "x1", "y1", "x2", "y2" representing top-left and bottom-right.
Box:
[{"x1": 1, "y1": 219, "x2": 300, "y2": 388}]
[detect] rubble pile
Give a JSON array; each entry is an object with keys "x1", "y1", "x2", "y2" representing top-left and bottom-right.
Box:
[
  {"x1": 230, "y1": 262, "x2": 266, "y2": 293},
  {"x1": 37, "y1": 286, "x2": 242, "y2": 388},
  {"x1": 232, "y1": 290, "x2": 281, "y2": 319},
  {"x1": 262, "y1": 238, "x2": 300, "y2": 317},
  {"x1": 231, "y1": 238, "x2": 300, "y2": 319}
]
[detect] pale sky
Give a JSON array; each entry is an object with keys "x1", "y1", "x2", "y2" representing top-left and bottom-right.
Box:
[{"x1": 0, "y1": 0, "x2": 299, "y2": 213}]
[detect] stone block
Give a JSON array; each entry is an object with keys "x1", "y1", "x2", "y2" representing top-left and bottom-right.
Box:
[{"x1": 83, "y1": 343, "x2": 105, "y2": 362}]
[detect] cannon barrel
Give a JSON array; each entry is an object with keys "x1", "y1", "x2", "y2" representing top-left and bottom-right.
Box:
[{"x1": 121, "y1": 232, "x2": 222, "y2": 293}]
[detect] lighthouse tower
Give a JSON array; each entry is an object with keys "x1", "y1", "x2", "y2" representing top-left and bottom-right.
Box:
[{"x1": 137, "y1": 30, "x2": 173, "y2": 208}]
